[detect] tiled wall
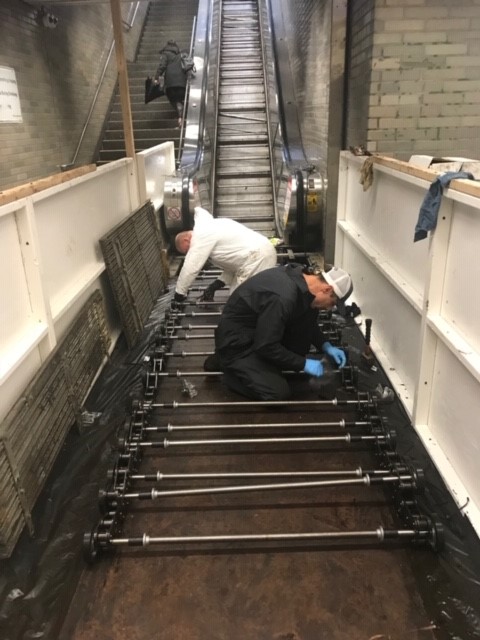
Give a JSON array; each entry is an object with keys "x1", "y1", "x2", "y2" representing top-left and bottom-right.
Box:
[{"x1": 0, "y1": 1, "x2": 147, "y2": 190}]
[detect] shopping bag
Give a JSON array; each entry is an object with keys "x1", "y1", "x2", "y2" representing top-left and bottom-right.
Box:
[{"x1": 145, "y1": 76, "x2": 164, "y2": 104}]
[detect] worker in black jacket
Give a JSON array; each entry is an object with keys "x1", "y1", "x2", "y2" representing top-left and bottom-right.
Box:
[
  {"x1": 207, "y1": 264, "x2": 353, "y2": 400},
  {"x1": 155, "y1": 40, "x2": 187, "y2": 127}
]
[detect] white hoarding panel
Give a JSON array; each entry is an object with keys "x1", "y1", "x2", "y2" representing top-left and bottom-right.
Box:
[
  {"x1": 343, "y1": 157, "x2": 429, "y2": 299},
  {"x1": 429, "y1": 342, "x2": 480, "y2": 528},
  {"x1": 33, "y1": 163, "x2": 132, "y2": 319},
  {"x1": 442, "y1": 199, "x2": 480, "y2": 355},
  {"x1": 343, "y1": 236, "x2": 421, "y2": 411},
  {"x1": 337, "y1": 151, "x2": 480, "y2": 537}
]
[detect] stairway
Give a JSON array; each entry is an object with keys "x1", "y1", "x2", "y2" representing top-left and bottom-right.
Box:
[
  {"x1": 97, "y1": 0, "x2": 198, "y2": 165},
  {"x1": 214, "y1": 0, "x2": 275, "y2": 235}
]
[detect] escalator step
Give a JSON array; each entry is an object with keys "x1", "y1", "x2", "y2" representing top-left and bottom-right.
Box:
[
  {"x1": 216, "y1": 147, "x2": 270, "y2": 158},
  {"x1": 218, "y1": 111, "x2": 266, "y2": 123},
  {"x1": 215, "y1": 0, "x2": 274, "y2": 233},
  {"x1": 216, "y1": 197, "x2": 274, "y2": 209},
  {"x1": 217, "y1": 177, "x2": 272, "y2": 188}
]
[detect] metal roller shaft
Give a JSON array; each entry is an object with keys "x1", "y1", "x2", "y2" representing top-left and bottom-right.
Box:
[
  {"x1": 162, "y1": 351, "x2": 215, "y2": 357},
  {"x1": 162, "y1": 324, "x2": 217, "y2": 330},
  {"x1": 127, "y1": 468, "x2": 379, "y2": 481},
  {"x1": 166, "y1": 311, "x2": 221, "y2": 318},
  {"x1": 145, "y1": 419, "x2": 369, "y2": 432},
  {"x1": 110, "y1": 527, "x2": 416, "y2": 546},
  {"x1": 161, "y1": 333, "x2": 215, "y2": 340},
  {"x1": 148, "y1": 396, "x2": 370, "y2": 409},
  {"x1": 145, "y1": 368, "x2": 347, "y2": 379},
  {"x1": 189, "y1": 300, "x2": 225, "y2": 306},
  {"x1": 121, "y1": 473, "x2": 414, "y2": 500},
  {"x1": 132, "y1": 433, "x2": 387, "y2": 448},
  {"x1": 149, "y1": 370, "x2": 222, "y2": 377}
]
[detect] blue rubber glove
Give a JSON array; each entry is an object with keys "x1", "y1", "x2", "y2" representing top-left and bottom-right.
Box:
[
  {"x1": 322, "y1": 341, "x2": 347, "y2": 368},
  {"x1": 303, "y1": 359, "x2": 324, "y2": 377}
]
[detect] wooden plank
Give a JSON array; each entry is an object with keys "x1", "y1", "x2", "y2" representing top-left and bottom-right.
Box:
[
  {"x1": 110, "y1": 0, "x2": 136, "y2": 159},
  {"x1": 372, "y1": 154, "x2": 480, "y2": 199},
  {"x1": 0, "y1": 165, "x2": 96, "y2": 206}
]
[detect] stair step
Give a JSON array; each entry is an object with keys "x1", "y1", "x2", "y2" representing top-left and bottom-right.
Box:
[
  {"x1": 216, "y1": 202, "x2": 273, "y2": 214},
  {"x1": 215, "y1": 0, "x2": 273, "y2": 226},
  {"x1": 217, "y1": 177, "x2": 272, "y2": 189},
  {"x1": 216, "y1": 211, "x2": 274, "y2": 222},
  {"x1": 219, "y1": 85, "x2": 264, "y2": 96},
  {"x1": 219, "y1": 99, "x2": 266, "y2": 110},
  {"x1": 110, "y1": 103, "x2": 178, "y2": 115},
  {"x1": 106, "y1": 121, "x2": 178, "y2": 132},
  {"x1": 217, "y1": 141, "x2": 270, "y2": 152},
  {"x1": 216, "y1": 195, "x2": 274, "y2": 208},
  {"x1": 217, "y1": 220, "x2": 275, "y2": 231},
  {"x1": 218, "y1": 111, "x2": 266, "y2": 124},
  {"x1": 220, "y1": 70, "x2": 263, "y2": 80},
  {"x1": 105, "y1": 127, "x2": 177, "y2": 139},
  {"x1": 216, "y1": 166, "x2": 271, "y2": 178},
  {"x1": 102, "y1": 137, "x2": 178, "y2": 151},
  {"x1": 218, "y1": 134, "x2": 268, "y2": 145},
  {"x1": 219, "y1": 77, "x2": 264, "y2": 87},
  {"x1": 218, "y1": 158, "x2": 270, "y2": 170},
  {"x1": 220, "y1": 61, "x2": 262, "y2": 69},
  {"x1": 99, "y1": 144, "x2": 179, "y2": 162},
  {"x1": 114, "y1": 101, "x2": 174, "y2": 111},
  {"x1": 217, "y1": 128, "x2": 268, "y2": 140}
]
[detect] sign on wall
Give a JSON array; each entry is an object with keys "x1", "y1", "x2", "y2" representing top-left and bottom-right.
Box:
[{"x1": 0, "y1": 66, "x2": 22, "y2": 123}]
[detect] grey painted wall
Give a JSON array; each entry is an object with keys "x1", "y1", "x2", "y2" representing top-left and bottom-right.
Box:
[{"x1": 0, "y1": 0, "x2": 147, "y2": 191}]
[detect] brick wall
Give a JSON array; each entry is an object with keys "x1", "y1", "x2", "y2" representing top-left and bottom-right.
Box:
[
  {"x1": 347, "y1": 0, "x2": 480, "y2": 159},
  {"x1": 345, "y1": 0, "x2": 376, "y2": 152},
  {"x1": 276, "y1": 0, "x2": 480, "y2": 166},
  {"x1": 0, "y1": 0, "x2": 147, "y2": 190}
]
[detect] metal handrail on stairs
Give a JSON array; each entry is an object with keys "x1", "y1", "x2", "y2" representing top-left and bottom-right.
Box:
[
  {"x1": 177, "y1": 16, "x2": 197, "y2": 167},
  {"x1": 61, "y1": 2, "x2": 141, "y2": 171}
]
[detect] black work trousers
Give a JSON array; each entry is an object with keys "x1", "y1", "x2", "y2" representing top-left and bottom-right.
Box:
[{"x1": 221, "y1": 352, "x2": 291, "y2": 401}]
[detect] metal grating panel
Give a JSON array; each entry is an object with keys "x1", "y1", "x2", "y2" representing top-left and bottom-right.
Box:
[
  {"x1": 0, "y1": 440, "x2": 25, "y2": 558},
  {"x1": 100, "y1": 201, "x2": 168, "y2": 347},
  {"x1": 62, "y1": 291, "x2": 111, "y2": 413},
  {"x1": 4, "y1": 353, "x2": 74, "y2": 510},
  {"x1": 0, "y1": 290, "x2": 110, "y2": 558}
]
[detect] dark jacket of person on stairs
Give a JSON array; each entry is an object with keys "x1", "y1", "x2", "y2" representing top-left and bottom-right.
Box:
[{"x1": 155, "y1": 40, "x2": 187, "y2": 126}]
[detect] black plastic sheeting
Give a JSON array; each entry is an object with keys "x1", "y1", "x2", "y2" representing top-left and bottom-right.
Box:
[
  {"x1": 0, "y1": 294, "x2": 480, "y2": 639},
  {"x1": 0, "y1": 292, "x2": 173, "y2": 640}
]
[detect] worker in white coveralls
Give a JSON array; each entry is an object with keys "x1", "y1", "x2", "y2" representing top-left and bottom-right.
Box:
[{"x1": 173, "y1": 206, "x2": 278, "y2": 303}]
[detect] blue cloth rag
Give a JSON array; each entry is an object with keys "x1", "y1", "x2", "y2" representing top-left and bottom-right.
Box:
[{"x1": 414, "y1": 171, "x2": 474, "y2": 242}]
